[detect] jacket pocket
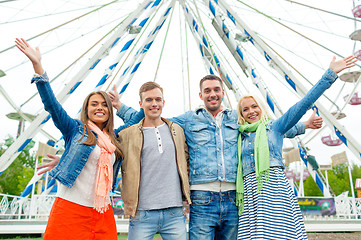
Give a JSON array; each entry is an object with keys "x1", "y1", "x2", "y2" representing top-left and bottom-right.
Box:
[
  {"x1": 223, "y1": 122, "x2": 239, "y2": 144},
  {"x1": 189, "y1": 124, "x2": 211, "y2": 145}
]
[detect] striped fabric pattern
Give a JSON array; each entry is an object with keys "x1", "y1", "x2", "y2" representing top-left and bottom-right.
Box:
[{"x1": 237, "y1": 167, "x2": 308, "y2": 240}]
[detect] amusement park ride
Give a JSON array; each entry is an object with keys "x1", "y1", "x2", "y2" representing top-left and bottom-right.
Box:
[{"x1": 0, "y1": 0, "x2": 361, "y2": 234}]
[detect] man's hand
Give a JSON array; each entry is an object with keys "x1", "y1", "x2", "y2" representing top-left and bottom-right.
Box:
[
  {"x1": 37, "y1": 154, "x2": 60, "y2": 175},
  {"x1": 108, "y1": 85, "x2": 122, "y2": 111},
  {"x1": 305, "y1": 109, "x2": 323, "y2": 129}
]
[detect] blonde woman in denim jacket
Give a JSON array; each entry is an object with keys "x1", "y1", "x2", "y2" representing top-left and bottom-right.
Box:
[
  {"x1": 15, "y1": 38, "x2": 143, "y2": 240},
  {"x1": 236, "y1": 56, "x2": 357, "y2": 240}
]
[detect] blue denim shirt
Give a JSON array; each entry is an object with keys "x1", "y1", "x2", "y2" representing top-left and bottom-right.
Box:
[
  {"x1": 33, "y1": 72, "x2": 143, "y2": 191},
  {"x1": 240, "y1": 68, "x2": 338, "y2": 176}
]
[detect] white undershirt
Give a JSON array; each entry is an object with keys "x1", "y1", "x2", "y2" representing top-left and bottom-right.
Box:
[{"x1": 57, "y1": 145, "x2": 115, "y2": 207}]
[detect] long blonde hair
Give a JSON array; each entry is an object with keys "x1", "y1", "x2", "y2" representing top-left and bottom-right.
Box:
[
  {"x1": 78, "y1": 91, "x2": 122, "y2": 158},
  {"x1": 237, "y1": 95, "x2": 272, "y2": 125}
]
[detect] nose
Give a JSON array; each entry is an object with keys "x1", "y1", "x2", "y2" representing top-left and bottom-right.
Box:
[
  {"x1": 209, "y1": 90, "x2": 216, "y2": 97},
  {"x1": 96, "y1": 104, "x2": 104, "y2": 110}
]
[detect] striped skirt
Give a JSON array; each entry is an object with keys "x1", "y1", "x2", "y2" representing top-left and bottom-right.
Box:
[{"x1": 237, "y1": 167, "x2": 308, "y2": 240}]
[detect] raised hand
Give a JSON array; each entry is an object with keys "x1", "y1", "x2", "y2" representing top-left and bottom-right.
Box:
[
  {"x1": 304, "y1": 109, "x2": 323, "y2": 129},
  {"x1": 15, "y1": 38, "x2": 44, "y2": 75},
  {"x1": 107, "y1": 84, "x2": 122, "y2": 110},
  {"x1": 37, "y1": 154, "x2": 60, "y2": 175},
  {"x1": 329, "y1": 55, "x2": 357, "y2": 74}
]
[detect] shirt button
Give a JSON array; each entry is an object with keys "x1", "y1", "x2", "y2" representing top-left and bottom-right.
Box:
[
  {"x1": 249, "y1": 142, "x2": 252, "y2": 145},
  {"x1": 251, "y1": 153, "x2": 254, "y2": 156}
]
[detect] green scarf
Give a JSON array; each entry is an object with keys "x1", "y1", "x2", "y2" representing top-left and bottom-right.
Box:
[{"x1": 236, "y1": 118, "x2": 270, "y2": 215}]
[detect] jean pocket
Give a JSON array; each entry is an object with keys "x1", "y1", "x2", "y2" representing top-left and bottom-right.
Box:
[
  {"x1": 169, "y1": 207, "x2": 185, "y2": 217},
  {"x1": 191, "y1": 193, "x2": 212, "y2": 206},
  {"x1": 130, "y1": 210, "x2": 148, "y2": 222},
  {"x1": 228, "y1": 192, "x2": 237, "y2": 205}
]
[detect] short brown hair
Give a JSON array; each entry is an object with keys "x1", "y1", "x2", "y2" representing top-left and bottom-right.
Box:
[
  {"x1": 139, "y1": 81, "x2": 163, "y2": 100},
  {"x1": 199, "y1": 75, "x2": 223, "y2": 91}
]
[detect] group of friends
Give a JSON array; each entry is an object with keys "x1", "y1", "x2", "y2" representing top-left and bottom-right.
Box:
[{"x1": 15, "y1": 37, "x2": 357, "y2": 240}]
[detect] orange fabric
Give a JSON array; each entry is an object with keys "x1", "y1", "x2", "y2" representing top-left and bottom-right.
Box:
[
  {"x1": 43, "y1": 197, "x2": 117, "y2": 240},
  {"x1": 87, "y1": 120, "x2": 116, "y2": 213}
]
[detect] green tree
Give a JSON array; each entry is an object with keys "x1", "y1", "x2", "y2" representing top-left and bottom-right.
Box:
[
  {"x1": 303, "y1": 175, "x2": 323, "y2": 196},
  {"x1": 0, "y1": 136, "x2": 36, "y2": 196},
  {"x1": 303, "y1": 163, "x2": 361, "y2": 197}
]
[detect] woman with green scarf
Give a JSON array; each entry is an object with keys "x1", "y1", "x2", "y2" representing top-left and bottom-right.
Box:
[{"x1": 236, "y1": 56, "x2": 356, "y2": 240}]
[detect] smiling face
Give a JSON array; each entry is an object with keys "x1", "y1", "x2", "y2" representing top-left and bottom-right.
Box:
[
  {"x1": 199, "y1": 79, "x2": 224, "y2": 115},
  {"x1": 139, "y1": 87, "x2": 164, "y2": 121},
  {"x1": 239, "y1": 97, "x2": 262, "y2": 124},
  {"x1": 87, "y1": 94, "x2": 109, "y2": 129}
]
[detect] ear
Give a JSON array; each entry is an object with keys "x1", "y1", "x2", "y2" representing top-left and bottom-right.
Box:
[
  {"x1": 199, "y1": 92, "x2": 203, "y2": 100},
  {"x1": 139, "y1": 100, "x2": 143, "y2": 109}
]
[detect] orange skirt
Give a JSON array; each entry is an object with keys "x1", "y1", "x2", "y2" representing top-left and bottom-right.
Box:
[{"x1": 43, "y1": 197, "x2": 117, "y2": 240}]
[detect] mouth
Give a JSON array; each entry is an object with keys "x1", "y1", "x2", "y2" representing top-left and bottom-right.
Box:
[
  {"x1": 208, "y1": 98, "x2": 219, "y2": 104},
  {"x1": 248, "y1": 115, "x2": 258, "y2": 120},
  {"x1": 95, "y1": 112, "x2": 105, "y2": 116}
]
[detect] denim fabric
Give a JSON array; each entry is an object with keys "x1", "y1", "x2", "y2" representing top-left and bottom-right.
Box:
[
  {"x1": 189, "y1": 190, "x2": 238, "y2": 240},
  {"x1": 117, "y1": 106, "x2": 240, "y2": 185},
  {"x1": 33, "y1": 72, "x2": 143, "y2": 191},
  {"x1": 128, "y1": 207, "x2": 187, "y2": 240},
  {"x1": 240, "y1": 68, "x2": 338, "y2": 176},
  {"x1": 170, "y1": 109, "x2": 239, "y2": 185}
]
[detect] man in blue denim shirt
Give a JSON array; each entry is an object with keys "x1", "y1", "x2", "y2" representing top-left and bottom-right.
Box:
[{"x1": 112, "y1": 75, "x2": 321, "y2": 240}]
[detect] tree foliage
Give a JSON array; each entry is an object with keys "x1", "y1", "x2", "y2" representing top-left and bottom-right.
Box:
[
  {"x1": 0, "y1": 136, "x2": 36, "y2": 196},
  {"x1": 303, "y1": 163, "x2": 361, "y2": 197}
]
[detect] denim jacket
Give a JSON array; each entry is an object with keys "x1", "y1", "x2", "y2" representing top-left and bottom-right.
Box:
[
  {"x1": 33, "y1": 72, "x2": 143, "y2": 191},
  {"x1": 240, "y1": 68, "x2": 338, "y2": 176}
]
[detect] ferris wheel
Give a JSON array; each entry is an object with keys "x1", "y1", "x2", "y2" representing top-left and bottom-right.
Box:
[{"x1": 0, "y1": 0, "x2": 360, "y2": 199}]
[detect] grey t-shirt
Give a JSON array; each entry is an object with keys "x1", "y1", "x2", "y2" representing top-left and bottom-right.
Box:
[{"x1": 137, "y1": 123, "x2": 183, "y2": 210}]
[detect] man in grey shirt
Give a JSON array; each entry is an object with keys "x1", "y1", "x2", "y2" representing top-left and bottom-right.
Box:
[{"x1": 113, "y1": 82, "x2": 191, "y2": 240}]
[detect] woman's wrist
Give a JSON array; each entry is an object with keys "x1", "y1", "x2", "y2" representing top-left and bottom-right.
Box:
[{"x1": 32, "y1": 61, "x2": 44, "y2": 75}]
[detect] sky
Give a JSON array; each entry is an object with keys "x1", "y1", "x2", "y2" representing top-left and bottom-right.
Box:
[{"x1": 0, "y1": 0, "x2": 360, "y2": 170}]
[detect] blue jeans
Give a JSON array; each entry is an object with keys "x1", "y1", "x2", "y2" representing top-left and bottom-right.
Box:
[
  {"x1": 189, "y1": 190, "x2": 238, "y2": 240},
  {"x1": 128, "y1": 207, "x2": 187, "y2": 240}
]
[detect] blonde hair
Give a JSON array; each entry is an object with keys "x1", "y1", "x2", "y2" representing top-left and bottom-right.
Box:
[
  {"x1": 237, "y1": 95, "x2": 272, "y2": 125},
  {"x1": 78, "y1": 91, "x2": 122, "y2": 158}
]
